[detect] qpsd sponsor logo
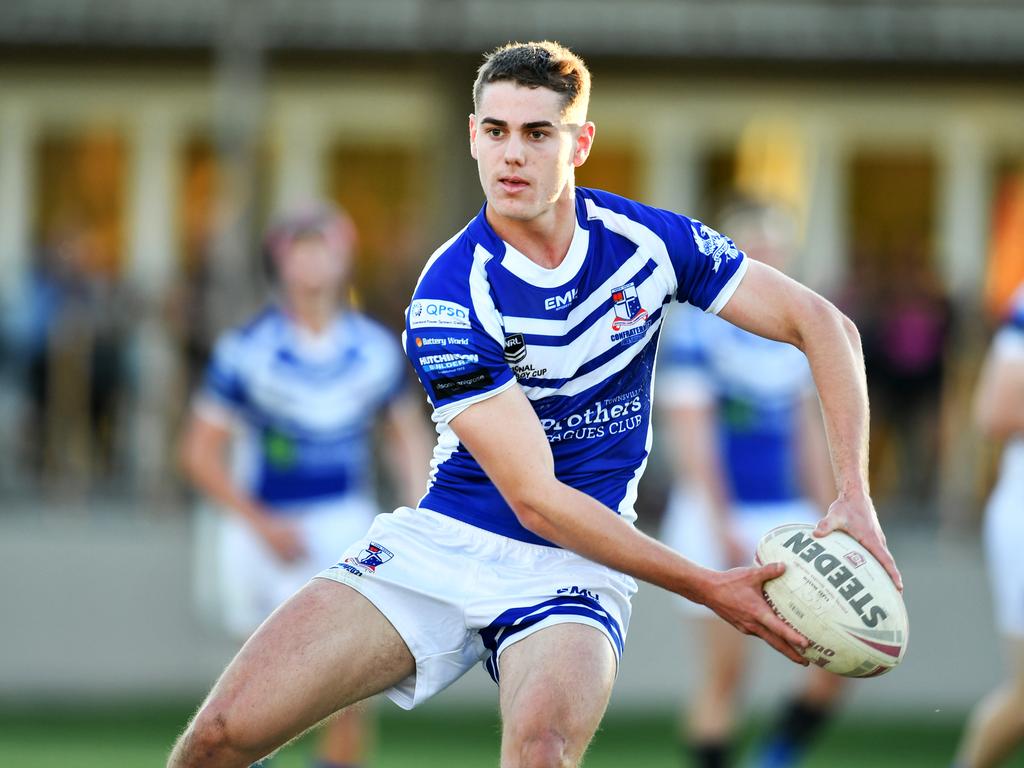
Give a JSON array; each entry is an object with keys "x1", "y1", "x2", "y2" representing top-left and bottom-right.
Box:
[
  {"x1": 415, "y1": 335, "x2": 470, "y2": 348},
  {"x1": 409, "y1": 299, "x2": 471, "y2": 329},
  {"x1": 503, "y1": 333, "x2": 527, "y2": 364},
  {"x1": 690, "y1": 220, "x2": 741, "y2": 273}
]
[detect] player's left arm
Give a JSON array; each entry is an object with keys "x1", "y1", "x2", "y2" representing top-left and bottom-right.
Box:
[
  {"x1": 379, "y1": 392, "x2": 434, "y2": 507},
  {"x1": 717, "y1": 259, "x2": 903, "y2": 590},
  {"x1": 797, "y1": 392, "x2": 838, "y2": 515}
]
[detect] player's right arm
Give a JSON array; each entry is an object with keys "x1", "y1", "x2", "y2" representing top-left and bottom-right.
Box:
[
  {"x1": 178, "y1": 412, "x2": 305, "y2": 563},
  {"x1": 449, "y1": 384, "x2": 810, "y2": 665},
  {"x1": 974, "y1": 325, "x2": 1024, "y2": 439}
]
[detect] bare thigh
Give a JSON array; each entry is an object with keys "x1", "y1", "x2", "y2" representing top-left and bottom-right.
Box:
[
  {"x1": 498, "y1": 623, "x2": 618, "y2": 768},
  {"x1": 189, "y1": 578, "x2": 414, "y2": 758}
]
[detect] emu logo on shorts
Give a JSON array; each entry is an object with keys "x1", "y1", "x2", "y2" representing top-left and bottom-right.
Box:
[{"x1": 355, "y1": 542, "x2": 394, "y2": 572}]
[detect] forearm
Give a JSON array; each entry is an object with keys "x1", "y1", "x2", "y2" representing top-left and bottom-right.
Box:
[
  {"x1": 181, "y1": 450, "x2": 265, "y2": 526},
  {"x1": 797, "y1": 305, "x2": 870, "y2": 498},
  {"x1": 513, "y1": 480, "x2": 716, "y2": 603}
]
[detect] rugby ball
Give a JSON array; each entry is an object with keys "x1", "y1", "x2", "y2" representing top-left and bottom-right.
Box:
[{"x1": 755, "y1": 523, "x2": 908, "y2": 677}]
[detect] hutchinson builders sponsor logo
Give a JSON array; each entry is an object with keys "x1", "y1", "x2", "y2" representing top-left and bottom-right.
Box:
[
  {"x1": 409, "y1": 299, "x2": 472, "y2": 329},
  {"x1": 419, "y1": 352, "x2": 480, "y2": 374}
]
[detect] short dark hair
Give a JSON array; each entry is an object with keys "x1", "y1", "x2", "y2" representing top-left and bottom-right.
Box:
[{"x1": 473, "y1": 41, "x2": 591, "y2": 119}]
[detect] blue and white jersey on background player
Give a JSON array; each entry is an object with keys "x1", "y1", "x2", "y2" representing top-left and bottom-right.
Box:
[
  {"x1": 193, "y1": 305, "x2": 406, "y2": 637},
  {"x1": 658, "y1": 300, "x2": 822, "y2": 612},
  {"x1": 320, "y1": 187, "x2": 749, "y2": 709},
  {"x1": 983, "y1": 287, "x2": 1024, "y2": 637}
]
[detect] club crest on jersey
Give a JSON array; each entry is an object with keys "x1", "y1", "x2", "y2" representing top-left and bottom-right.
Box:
[
  {"x1": 610, "y1": 283, "x2": 648, "y2": 332},
  {"x1": 504, "y1": 333, "x2": 527, "y2": 364},
  {"x1": 690, "y1": 221, "x2": 741, "y2": 273},
  {"x1": 346, "y1": 542, "x2": 394, "y2": 573}
]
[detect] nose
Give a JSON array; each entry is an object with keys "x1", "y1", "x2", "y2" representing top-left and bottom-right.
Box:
[{"x1": 503, "y1": 133, "x2": 526, "y2": 165}]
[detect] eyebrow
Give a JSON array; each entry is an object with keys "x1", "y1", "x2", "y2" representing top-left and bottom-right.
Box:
[{"x1": 480, "y1": 118, "x2": 557, "y2": 130}]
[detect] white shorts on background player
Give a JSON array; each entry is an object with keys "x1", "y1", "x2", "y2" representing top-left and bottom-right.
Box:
[
  {"x1": 193, "y1": 496, "x2": 377, "y2": 639},
  {"x1": 317, "y1": 506, "x2": 637, "y2": 710},
  {"x1": 660, "y1": 490, "x2": 818, "y2": 617}
]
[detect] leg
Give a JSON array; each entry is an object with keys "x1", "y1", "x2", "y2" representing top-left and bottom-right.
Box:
[
  {"x1": 685, "y1": 615, "x2": 749, "y2": 767},
  {"x1": 954, "y1": 636, "x2": 1024, "y2": 768},
  {"x1": 315, "y1": 703, "x2": 372, "y2": 768},
  {"x1": 753, "y1": 666, "x2": 845, "y2": 768},
  {"x1": 168, "y1": 579, "x2": 414, "y2": 768},
  {"x1": 498, "y1": 623, "x2": 617, "y2": 768}
]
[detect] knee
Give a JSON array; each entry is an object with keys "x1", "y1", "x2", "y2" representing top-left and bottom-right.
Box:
[
  {"x1": 172, "y1": 704, "x2": 261, "y2": 766},
  {"x1": 507, "y1": 726, "x2": 574, "y2": 768}
]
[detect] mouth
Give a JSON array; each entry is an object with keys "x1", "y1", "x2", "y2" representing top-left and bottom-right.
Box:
[{"x1": 498, "y1": 176, "x2": 530, "y2": 194}]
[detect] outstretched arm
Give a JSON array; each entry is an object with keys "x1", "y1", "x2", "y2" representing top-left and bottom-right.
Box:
[
  {"x1": 717, "y1": 259, "x2": 902, "y2": 590},
  {"x1": 449, "y1": 385, "x2": 810, "y2": 664}
]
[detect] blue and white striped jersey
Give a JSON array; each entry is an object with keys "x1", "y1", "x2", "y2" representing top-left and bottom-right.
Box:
[
  {"x1": 658, "y1": 302, "x2": 815, "y2": 504},
  {"x1": 992, "y1": 285, "x2": 1024, "y2": 480},
  {"x1": 404, "y1": 187, "x2": 748, "y2": 546},
  {"x1": 197, "y1": 305, "x2": 406, "y2": 512}
]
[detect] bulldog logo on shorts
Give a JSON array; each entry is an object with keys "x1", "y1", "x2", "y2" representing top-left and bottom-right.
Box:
[{"x1": 353, "y1": 542, "x2": 394, "y2": 572}]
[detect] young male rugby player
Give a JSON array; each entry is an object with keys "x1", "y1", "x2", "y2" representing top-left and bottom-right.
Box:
[{"x1": 168, "y1": 41, "x2": 901, "y2": 768}]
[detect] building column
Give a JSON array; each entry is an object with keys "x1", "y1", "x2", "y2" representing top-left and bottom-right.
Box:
[
  {"x1": 273, "y1": 104, "x2": 328, "y2": 212},
  {"x1": 645, "y1": 113, "x2": 701, "y2": 216},
  {"x1": 0, "y1": 103, "x2": 34, "y2": 305},
  {"x1": 938, "y1": 118, "x2": 989, "y2": 300},
  {"x1": 126, "y1": 106, "x2": 181, "y2": 500},
  {"x1": 800, "y1": 119, "x2": 848, "y2": 295}
]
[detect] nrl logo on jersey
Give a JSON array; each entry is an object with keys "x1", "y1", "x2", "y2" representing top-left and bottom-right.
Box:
[
  {"x1": 690, "y1": 221, "x2": 741, "y2": 273},
  {"x1": 503, "y1": 333, "x2": 527, "y2": 364},
  {"x1": 610, "y1": 282, "x2": 648, "y2": 332}
]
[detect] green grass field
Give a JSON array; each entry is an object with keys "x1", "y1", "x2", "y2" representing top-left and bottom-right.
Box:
[{"x1": 4, "y1": 702, "x2": 1023, "y2": 768}]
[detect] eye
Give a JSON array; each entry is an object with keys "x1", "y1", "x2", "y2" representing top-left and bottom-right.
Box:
[
  {"x1": 486, "y1": 127, "x2": 504, "y2": 138},
  {"x1": 529, "y1": 130, "x2": 547, "y2": 140}
]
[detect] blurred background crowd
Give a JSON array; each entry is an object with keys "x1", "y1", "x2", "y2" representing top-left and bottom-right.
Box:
[{"x1": 1, "y1": 0, "x2": 1023, "y2": 728}]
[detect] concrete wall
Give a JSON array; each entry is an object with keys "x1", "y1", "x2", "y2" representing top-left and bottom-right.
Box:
[{"x1": 0, "y1": 511, "x2": 999, "y2": 716}]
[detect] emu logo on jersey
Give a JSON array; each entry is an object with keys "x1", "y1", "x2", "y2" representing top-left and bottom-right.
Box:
[
  {"x1": 504, "y1": 333, "x2": 527, "y2": 364},
  {"x1": 353, "y1": 542, "x2": 394, "y2": 572},
  {"x1": 610, "y1": 283, "x2": 648, "y2": 332},
  {"x1": 690, "y1": 221, "x2": 740, "y2": 273}
]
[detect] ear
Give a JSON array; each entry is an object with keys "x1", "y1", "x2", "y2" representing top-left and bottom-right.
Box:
[
  {"x1": 469, "y1": 114, "x2": 478, "y2": 160},
  {"x1": 572, "y1": 121, "x2": 596, "y2": 168}
]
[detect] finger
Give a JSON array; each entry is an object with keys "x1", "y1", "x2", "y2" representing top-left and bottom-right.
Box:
[
  {"x1": 753, "y1": 624, "x2": 809, "y2": 666},
  {"x1": 763, "y1": 611, "x2": 808, "y2": 650},
  {"x1": 754, "y1": 562, "x2": 786, "y2": 583},
  {"x1": 868, "y1": 543, "x2": 904, "y2": 592}
]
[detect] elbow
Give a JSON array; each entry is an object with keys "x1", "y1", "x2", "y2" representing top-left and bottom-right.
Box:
[{"x1": 506, "y1": 483, "x2": 558, "y2": 539}]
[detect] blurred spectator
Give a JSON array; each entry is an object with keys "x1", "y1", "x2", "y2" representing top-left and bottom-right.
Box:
[
  {"x1": 863, "y1": 249, "x2": 953, "y2": 509},
  {"x1": 4, "y1": 223, "x2": 133, "y2": 494}
]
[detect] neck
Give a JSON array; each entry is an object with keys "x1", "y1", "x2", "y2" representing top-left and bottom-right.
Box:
[
  {"x1": 486, "y1": 187, "x2": 576, "y2": 269},
  {"x1": 284, "y1": 293, "x2": 339, "y2": 334}
]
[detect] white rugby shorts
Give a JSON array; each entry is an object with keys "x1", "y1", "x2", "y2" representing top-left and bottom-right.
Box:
[
  {"x1": 316, "y1": 506, "x2": 637, "y2": 710},
  {"x1": 984, "y1": 478, "x2": 1024, "y2": 638},
  {"x1": 193, "y1": 497, "x2": 378, "y2": 639},
  {"x1": 660, "y1": 489, "x2": 820, "y2": 617}
]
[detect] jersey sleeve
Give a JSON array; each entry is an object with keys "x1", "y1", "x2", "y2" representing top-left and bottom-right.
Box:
[
  {"x1": 404, "y1": 261, "x2": 516, "y2": 424},
  {"x1": 670, "y1": 216, "x2": 748, "y2": 314},
  {"x1": 194, "y1": 332, "x2": 249, "y2": 427},
  {"x1": 994, "y1": 292, "x2": 1024, "y2": 361},
  {"x1": 656, "y1": 303, "x2": 716, "y2": 408}
]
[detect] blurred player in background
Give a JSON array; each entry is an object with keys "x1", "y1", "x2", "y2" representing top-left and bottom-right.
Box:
[
  {"x1": 952, "y1": 285, "x2": 1024, "y2": 768},
  {"x1": 179, "y1": 202, "x2": 432, "y2": 768},
  {"x1": 658, "y1": 201, "x2": 844, "y2": 768},
  {"x1": 168, "y1": 42, "x2": 901, "y2": 768}
]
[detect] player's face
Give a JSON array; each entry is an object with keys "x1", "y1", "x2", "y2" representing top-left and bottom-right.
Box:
[
  {"x1": 470, "y1": 81, "x2": 593, "y2": 223},
  {"x1": 278, "y1": 234, "x2": 349, "y2": 297}
]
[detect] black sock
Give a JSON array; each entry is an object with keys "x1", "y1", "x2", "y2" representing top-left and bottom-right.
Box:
[
  {"x1": 757, "y1": 697, "x2": 835, "y2": 767},
  {"x1": 686, "y1": 740, "x2": 730, "y2": 768}
]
